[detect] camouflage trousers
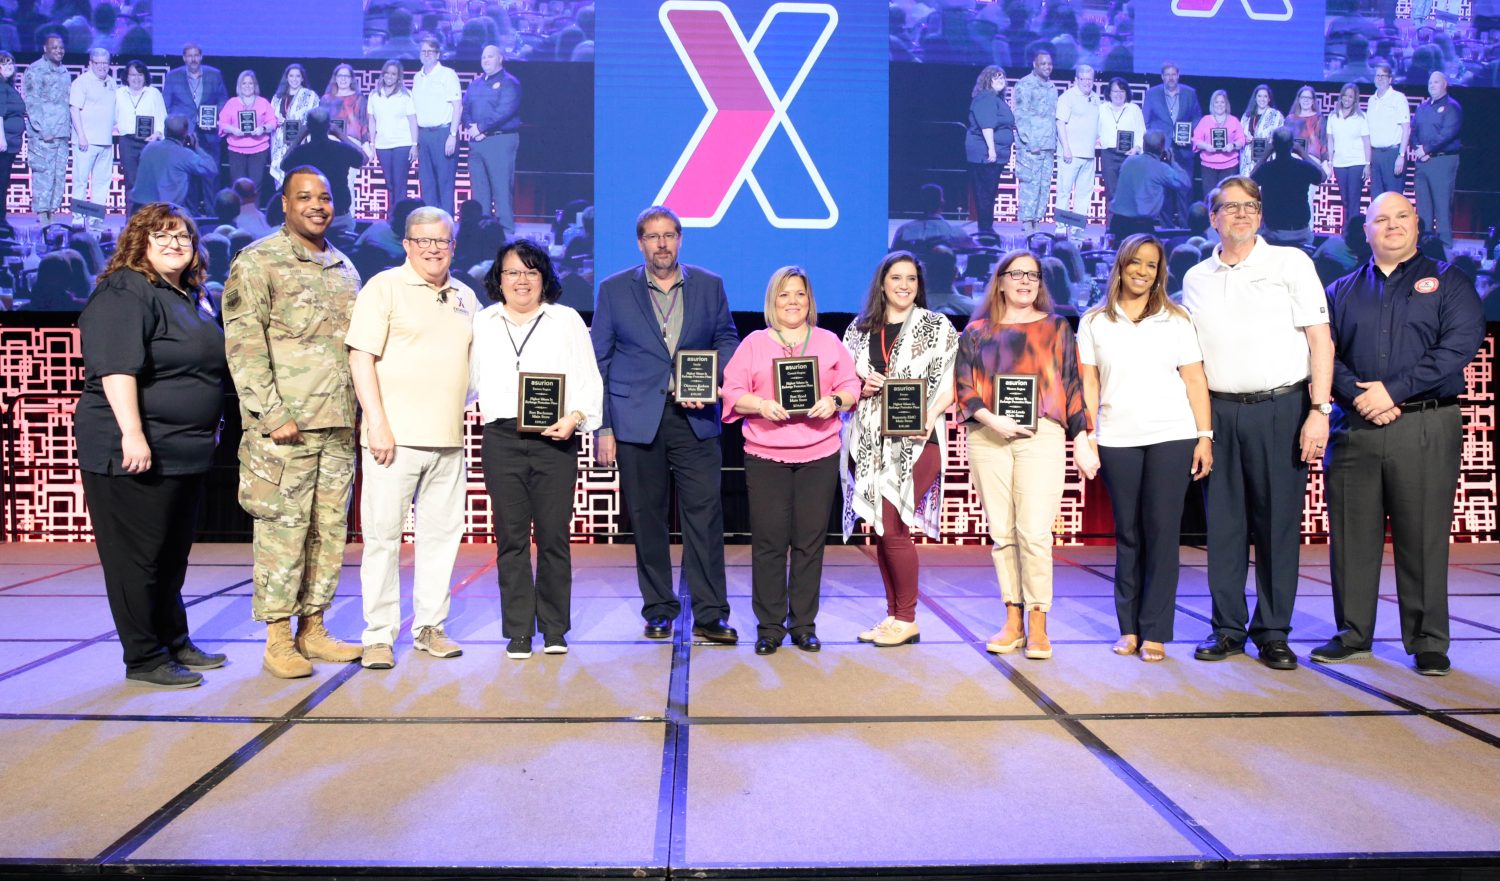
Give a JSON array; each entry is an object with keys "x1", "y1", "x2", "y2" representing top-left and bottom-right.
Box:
[
  {"x1": 238, "y1": 427, "x2": 355, "y2": 622},
  {"x1": 1015, "y1": 148, "x2": 1055, "y2": 224},
  {"x1": 27, "y1": 136, "x2": 68, "y2": 214}
]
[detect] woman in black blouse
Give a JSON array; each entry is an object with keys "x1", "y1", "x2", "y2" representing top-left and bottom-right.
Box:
[
  {"x1": 75, "y1": 203, "x2": 228, "y2": 688},
  {"x1": 0, "y1": 51, "x2": 24, "y2": 235},
  {"x1": 967, "y1": 65, "x2": 1015, "y2": 239}
]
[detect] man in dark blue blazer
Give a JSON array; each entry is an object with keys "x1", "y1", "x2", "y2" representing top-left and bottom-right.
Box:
[
  {"x1": 1143, "y1": 61, "x2": 1201, "y2": 225},
  {"x1": 592, "y1": 206, "x2": 741, "y2": 643},
  {"x1": 162, "y1": 42, "x2": 227, "y2": 213}
]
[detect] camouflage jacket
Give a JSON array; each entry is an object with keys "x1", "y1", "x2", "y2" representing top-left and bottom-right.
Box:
[
  {"x1": 223, "y1": 227, "x2": 360, "y2": 433},
  {"x1": 22, "y1": 59, "x2": 71, "y2": 140},
  {"x1": 1013, "y1": 73, "x2": 1058, "y2": 152}
]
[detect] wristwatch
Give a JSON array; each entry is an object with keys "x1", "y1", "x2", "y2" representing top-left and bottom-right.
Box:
[{"x1": 1312, "y1": 402, "x2": 1333, "y2": 415}]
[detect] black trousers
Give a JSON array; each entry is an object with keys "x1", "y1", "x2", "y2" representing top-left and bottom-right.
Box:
[
  {"x1": 80, "y1": 470, "x2": 204, "y2": 673},
  {"x1": 227, "y1": 149, "x2": 269, "y2": 199},
  {"x1": 744, "y1": 452, "x2": 840, "y2": 640},
  {"x1": 1333, "y1": 164, "x2": 1365, "y2": 230},
  {"x1": 481, "y1": 419, "x2": 579, "y2": 640},
  {"x1": 1204, "y1": 390, "x2": 1308, "y2": 646},
  {"x1": 968, "y1": 161, "x2": 1002, "y2": 232},
  {"x1": 1098, "y1": 148, "x2": 1127, "y2": 220},
  {"x1": 377, "y1": 146, "x2": 412, "y2": 218},
  {"x1": 1109, "y1": 213, "x2": 1158, "y2": 241},
  {"x1": 1326, "y1": 405, "x2": 1461, "y2": 654},
  {"x1": 119, "y1": 136, "x2": 147, "y2": 204},
  {"x1": 1201, "y1": 164, "x2": 1239, "y2": 203},
  {"x1": 1099, "y1": 439, "x2": 1196, "y2": 643},
  {"x1": 616, "y1": 402, "x2": 730, "y2": 625},
  {"x1": 0, "y1": 149, "x2": 15, "y2": 221}
]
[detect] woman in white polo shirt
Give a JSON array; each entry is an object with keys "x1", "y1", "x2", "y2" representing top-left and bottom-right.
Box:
[
  {"x1": 366, "y1": 60, "x2": 418, "y2": 219},
  {"x1": 1078, "y1": 234, "x2": 1213, "y2": 663}
]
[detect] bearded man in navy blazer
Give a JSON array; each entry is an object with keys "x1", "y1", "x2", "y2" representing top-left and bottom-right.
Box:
[{"x1": 592, "y1": 206, "x2": 741, "y2": 643}]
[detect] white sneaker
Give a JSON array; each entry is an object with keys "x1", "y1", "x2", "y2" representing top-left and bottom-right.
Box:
[
  {"x1": 873, "y1": 619, "x2": 920, "y2": 647},
  {"x1": 858, "y1": 616, "x2": 895, "y2": 643}
]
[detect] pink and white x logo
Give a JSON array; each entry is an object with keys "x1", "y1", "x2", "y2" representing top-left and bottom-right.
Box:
[
  {"x1": 654, "y1": 1, "x2": 839, "y2": 229},
  {"x1": 1171, "y1": 0, "x2": 1294, "y2": 21}
]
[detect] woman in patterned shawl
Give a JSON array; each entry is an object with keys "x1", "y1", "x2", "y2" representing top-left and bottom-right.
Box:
[{"x1": 841, "y1": 251, "x2": 959, "y2": 648}]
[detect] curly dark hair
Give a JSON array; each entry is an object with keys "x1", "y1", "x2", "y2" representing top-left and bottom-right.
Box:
[{"x1": 97, "y1": 203, "x2": 209, "y2": 292}]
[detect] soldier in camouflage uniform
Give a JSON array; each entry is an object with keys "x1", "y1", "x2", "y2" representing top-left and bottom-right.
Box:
[
  {"x1": 22, "y1": 35, "x2": 70, "y2": 226},
  {"x1": 1013, "y1": 47, "x2": 1058, "y2": 234},
  {"x1": 223, "y1": 166, "x2": 364, "y2": 678}
]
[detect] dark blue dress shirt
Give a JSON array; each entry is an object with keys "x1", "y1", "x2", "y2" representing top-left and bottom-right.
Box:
[{"x1": 1325, "y1": 254, "x2": 1483, "y2": 421}]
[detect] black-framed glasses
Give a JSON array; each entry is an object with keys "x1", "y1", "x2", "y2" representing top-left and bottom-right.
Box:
[
  {"x1": 404, "y1": 237, "x2": 453, "y2": 250},
  {"x1": 640, "y1": 232, "x2": 679, "y2": 245},
  {"x1": 499, "y1": 268, "x2": 543, "y2": 281},
  {"x1": 999, "y1": 270, "x2": 1041, "y2": 282},
  {"x1": 1215, "y1": 201, "x2": 1261, "y2": 217},
  {"x1": 149, "y1": 231, "x2": 194, "y2": 248}
]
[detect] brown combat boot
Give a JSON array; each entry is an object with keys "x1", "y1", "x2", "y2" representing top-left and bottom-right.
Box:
[
  {"x1": 295, "y1": 611, "x2": 364, "y2": 662},
  {"x1": 263, "y1": 619, "x2": 313, "y2": 678}
]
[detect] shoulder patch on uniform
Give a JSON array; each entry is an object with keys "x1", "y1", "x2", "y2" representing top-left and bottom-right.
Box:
[{"x1": 1414, "y1": 277, "x2": 1439, "y2": 294}]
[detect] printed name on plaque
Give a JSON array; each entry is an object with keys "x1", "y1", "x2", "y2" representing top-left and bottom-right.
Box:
[
  {"x1": 517, "y1": 372, "x2": 566, "y2": 433},
  {"x1": 881, "y1": 379, "x2": 927, "y2": 437},
  {"x1": 773, "y1": 356, "x2": 820, "y2": 415},
  {"x1": 674, "y1": 350, "x2": 718, "y2": 404},
  {"x1": 1211, "y1": 127, "x2": 1227, "y2": 151},
  {"x1": 238, "y1": 110, "x2": 257, "y2": 134},
  {"x1": 993, "y1": 373, "x2": 1038, "y2": 431}
]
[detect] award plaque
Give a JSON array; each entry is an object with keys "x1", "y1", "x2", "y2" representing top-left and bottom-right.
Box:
[
  {"x1": 1293, "y1": 136, "x2": 1307, "y2": 153},
  {"x1": 517, "y1": 372, "x2": 566, "y2": 432},
  {"x1": 1173, "y1": 121, "x2": 1191, "y2": 147},
  {"x1": 283, "y1": 119, "x2": 302, "y2": 145},
  {"x1": 197, "y1": 104, "x2": 216, "y2": 130},
  {"x1": 773, "y1": 356, "x2": 820, "y2": 415},
  {"x1": 1211, "y1": 127, "x2": 1227, "y2": 151},
  {"x1": 993, "y1": 374, "x2": 1038, "y2": 431},
  {"x1": 674, "y1": 349, "x2": 718, "y2": 404},
  {"x1": 1252, "y1": 137, "x2": 1269, "y2": 161},
  {"x1": 238, "y1": 110, "x2": 257, "y2": 134},
  {"x1": 1115, "y1": 130, "x2": 1133, "y2": 152},
  {"x1": 881, "y1": 379, "x2": 927, "y2": 438},
  {"x1": 331, "y1": 118, "x2": 346, "y2": 134},
  {"x1": 134, "y1": 115, "x2": 153, "y2": 139}
]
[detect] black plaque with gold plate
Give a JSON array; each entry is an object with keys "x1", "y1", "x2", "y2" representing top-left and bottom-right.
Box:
[
  {"x1": 517, "y1": 373, "x2": 565, "y2": 432},
  {"x1": 674, "y1": 350, "x2": 718, "y2": 404},
  {"x1": 238, "y1": 110, "x2": 257, "y2": 134},
  {"x1": 134, "y1": 115, "x2": 154, "y2": 139},
  {"x1": 197, "y1": 104, "x2": 216, "y2": 131},
  {"x1": 1211, "y1": 127, "x2": 1227, "y2": 151},
  {"x1": 993, "y1": 373, "x2": 1038, "y2": 430},
  {"x1": 881, "y1": 379, "x2": 926, "y2": 437},
  {"x1": 773, "y1": 356, "x2": 820, "y2": 415}
]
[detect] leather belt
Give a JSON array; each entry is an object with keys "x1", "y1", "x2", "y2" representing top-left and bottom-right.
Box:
[
  {"x1": 1209, "y1": 381, "x2": 1307, "y2": 405},
  {"x1": 1399, "y1": 396, "x2": 1459, "y2": 413}
]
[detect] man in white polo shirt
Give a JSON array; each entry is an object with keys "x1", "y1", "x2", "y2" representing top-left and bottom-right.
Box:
[
  {"x1": 346, "y1": 205, "x2": 477, "y2": 670},
  {"x1": 1181, "y1": 175, "x2": 1334, "y2": 673},
  {"x1": 412, "y1": 35, "x2": 462, "y2": 215},
  {"x1": 68, "y1": 47, "x2": 116, "y2": 227},
  {"x1": 1054, "y1": 64, "x2": 1100, "y2": 241},
  {"x1": 1366, "y1": 61, "x2": 1411, "y2": 199}
]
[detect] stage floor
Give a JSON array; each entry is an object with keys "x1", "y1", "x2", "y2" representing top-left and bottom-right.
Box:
[{"x1": 1, "y1": 542, "x2": 1499, "y2": 878}]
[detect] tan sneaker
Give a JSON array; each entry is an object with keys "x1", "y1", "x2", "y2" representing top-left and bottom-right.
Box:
[
  {"x1": 295, "y1": 611, "x2": 363, "y2": 662},
  {"x1": 263, "y1": 619, "x2": 313, "y2": 678},
  {"x1": 414, "y1": 625, "x2": 463, "y2": 658},
  {"x1": 361, "y1": 643, "x2": 395, "y2": 669},
  {"x1": 858, "y1": 616, "x2": 895, "y2": 643},
  {"x1": 874, "y1": 618, "x2": 920, "y2": 647}
]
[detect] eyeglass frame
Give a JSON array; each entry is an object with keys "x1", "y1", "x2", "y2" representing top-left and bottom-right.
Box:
[{"x1": 404, "y1": 236, "x2": 454, "y2": 250}]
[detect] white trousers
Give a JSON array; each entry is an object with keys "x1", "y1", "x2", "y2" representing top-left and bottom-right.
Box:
[
  {"x1": 71, "y1": 143, "x2": 112, "y2": 205},
  {"x1": 1054, "y1": 153, "x2": 1097, "y2": 232},
  {"x1": 359, "y1": 445, "x2": 466, "y2": 646}
]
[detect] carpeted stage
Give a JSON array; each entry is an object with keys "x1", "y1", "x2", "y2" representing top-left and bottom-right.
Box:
[{"x1": 1, "y1": 541, "x2": 1499, "y2": 880}]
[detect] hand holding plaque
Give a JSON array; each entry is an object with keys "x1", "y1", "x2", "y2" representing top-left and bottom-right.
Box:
[
  {"x1": 674, "y1": 350, "x2": 718, "y2": 405},
  {"x1": 773, "y1": 356, "x2": 820, "y2": 415},
  {"x1": 1174, "y1": 121, "x2": 1192, "y2": 148},
  {"x1": 992, "y1": 374, "x2": 1039, "y2": 432},
  {"x1": 197, "y1": 105, "x2": 216, "y2": 131},
  {"x1": 881, "y1": 379, "x2": 926, "y2": 437},
  {"x1": 517, "y1": 373, "x2": 565, "y2": 433},
  {"x1": 238, "y1": 110, "x2": 257, "y2": 134},
  {"x1": 134, "y1": 115, "x2": 153, "y2": 139},
  {"x1": 1211, "y1": 127, "x2": 1227, "y2": 151}
]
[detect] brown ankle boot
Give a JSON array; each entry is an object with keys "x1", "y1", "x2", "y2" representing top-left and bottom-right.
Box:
[
  {"x1": 295, "y1": 611, "x2": 363, "y2": 662},
  {"x1": 263, "y1": 619, "x2": 313, "y2": 678}
]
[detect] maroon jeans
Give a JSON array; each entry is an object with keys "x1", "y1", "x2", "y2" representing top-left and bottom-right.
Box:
[{"x1": 873, "y1": 443, "x2": 941, "y2": 622}]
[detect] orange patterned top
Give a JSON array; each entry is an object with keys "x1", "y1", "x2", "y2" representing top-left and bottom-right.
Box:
[{"x1": 955, "y1": 315, "x2": 1091, "y2": 438}]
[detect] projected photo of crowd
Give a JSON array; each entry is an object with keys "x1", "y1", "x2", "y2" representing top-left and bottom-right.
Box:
[
  {"x1": 890, "y1": 0, "x2": 1134, "y2": 71},
  {"x1": 1325, "y1": 0, "x2": 1500, "y2": 87},
  {"x1": 0, "y1": 0, "x2": 151, "y2": 56},
  {"x1": 362, "y1": 0, "x2": 596, "y2": 62}
]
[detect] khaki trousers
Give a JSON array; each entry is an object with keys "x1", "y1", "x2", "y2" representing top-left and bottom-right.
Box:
[{"x1": 967, "y1": 419, "x2": 1065, "y2": 611}]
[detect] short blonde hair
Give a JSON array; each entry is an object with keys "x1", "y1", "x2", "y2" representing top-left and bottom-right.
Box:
[{"x1": 762, "y1": 265, "x2": 817, "y2": 330}]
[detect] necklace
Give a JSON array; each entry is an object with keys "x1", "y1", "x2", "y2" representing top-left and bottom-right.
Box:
[{"x1": 773, "y1": 326, "x2": 810, "y2": 357}]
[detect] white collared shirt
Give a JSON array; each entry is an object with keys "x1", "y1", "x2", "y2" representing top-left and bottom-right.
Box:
[
  {"x1": 1077, "y1": 305, "x2": 1202, "y2": 446},
  {"x1": 473, "y1": 301, "x2": 603, "y2": 429},
  {"x1": 1056, "y1": 85, "x2": 1101, "y2": 156},
  {"x1": 1180, "y1": 236, "x2": 1329, "y2": 394},
  {"x1": 411, "y1": 63, "x2": 461, "y2": 128},
  {"x1": 1365, "y1": 87, "x2": 1411, "y2": 148}
]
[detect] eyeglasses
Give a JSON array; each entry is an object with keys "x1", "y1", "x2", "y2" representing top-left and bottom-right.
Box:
[
  {"x1": 999, "y1": 270, "x2": 1041, "y2": 282},
  {"x1": 419, "y1": 48, "x2": 440, "y2": 55},
  {"x1": 404, "y1": 237, "x2": 452, "y2": 250},
  {"x1": 148, "y1": 231, "x2": 194, "y2": 248},
  {"x1": 640, "y1": 232, "x2": 679, "y2": 245},
  {"x1": 1215, "y1": 201, "x2": 1261, "y2": 216},
  {"x1": 499, "y1": 268, "x2": 542, "y2": 281}
]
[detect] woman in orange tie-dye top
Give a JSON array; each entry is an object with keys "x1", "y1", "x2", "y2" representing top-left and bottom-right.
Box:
[{"x1": 955, "y1": 250, "x2": 1097, "y2": 660}]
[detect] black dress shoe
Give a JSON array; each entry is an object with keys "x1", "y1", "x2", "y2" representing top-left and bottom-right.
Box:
[
  {"x1": 692, "y1": 619, "x2": 739, "y2": 644},
  {"x1": 1257, "y1": 640, "x2": 1299, "y2": 670},
  {"x1": 643, "y1": 617, "x2": 673, "y2": 640},
  {"x1": 1309, "y1": 638, "x2": 1372, "y2": 664},
  {"x1": 792, "y1": 633, "x2": 820, "y2": 653},
  {"x1": 1415, "y1": 651, "x2": 1452, "y2": 676},
  {"x1": 1193, "y1": 634, "x2": 1246, "y2": 662},
  {"x1": 125, "y1": 661, "x2": 203, "y2": 689},
  {"x1": 173, "y1": 640, "x2": 228, "y2": 670},
  {"x1": 754, "y1": 637, "x2": 778, "y2": 655}
]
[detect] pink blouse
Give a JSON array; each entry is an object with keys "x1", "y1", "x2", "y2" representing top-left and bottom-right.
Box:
[
  {"x1": 722, "y1": 327, "x2": 861, "y2": 464},
  {"x1": 219, "y1": 96, "x2": 277, "y2": 154}
]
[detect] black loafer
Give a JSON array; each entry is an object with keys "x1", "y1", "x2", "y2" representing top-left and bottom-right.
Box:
[
  {"x1": 125, "y1": 661, "x2": 203, "y2": 689},
  {"x1": 173, "y1": 640, "x2": 228, "y2": 670},
  {"x1": 1309, "y1": 638, "x2": 1372, "y2": 664},
  {"x1": 1415, "y1": 651, "x2": 1452, "y2": 676},
  {"x1": 1193, "y1": 634, "x2": 1246, "y2": 662},
  {"x1": 643, "y1": 616, "x2": 673, "y2": 640},
  {"x1": 692, "y1": 619, "x2": 739, "y2": 644},
  {"x1": 1257, "y1": 640, "x2": 1299, "y2": 671},
  {"x1": 754, "y1": 637, "x2": 778, "y2": 655},
  {"x1": 792, "y1": 633, "x2": 821, "y2": 653}
]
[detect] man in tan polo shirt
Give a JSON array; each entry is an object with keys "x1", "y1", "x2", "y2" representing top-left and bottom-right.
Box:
[{"x1": 346, "y1": 206, "x2": 477, "y2": 669}]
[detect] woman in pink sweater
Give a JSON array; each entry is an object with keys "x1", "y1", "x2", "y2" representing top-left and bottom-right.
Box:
[
  {"x1": 1193, "y1": 89, "x2": 1246, "y2": 200},
  {"x1": 722, "y1": 266, "x2": 861, "y2": 655}
]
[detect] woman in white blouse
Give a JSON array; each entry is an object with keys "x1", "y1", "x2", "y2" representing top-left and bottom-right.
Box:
[
  {"x1": 474, "y1": 239, "x2": 602, "y2": 660},
  {"x1": 269, "y1": 63, "x2": 319, "y2": 188},
  {"x1": 1096, "y1": 76, "x2": 1144, "y2": 226},
  {"x1": 1324, "y1": 83, "x2": 1371, "y2": 233},
  {"x1": 1078, "y1": 234, "x2": 1213, "y2": 663},
  {"x1": 113, "y1": 60, "x2": 165, "y2": 211},
  {"x1": 366, "y1": 60, "x2": 419, "y2": 219}
]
